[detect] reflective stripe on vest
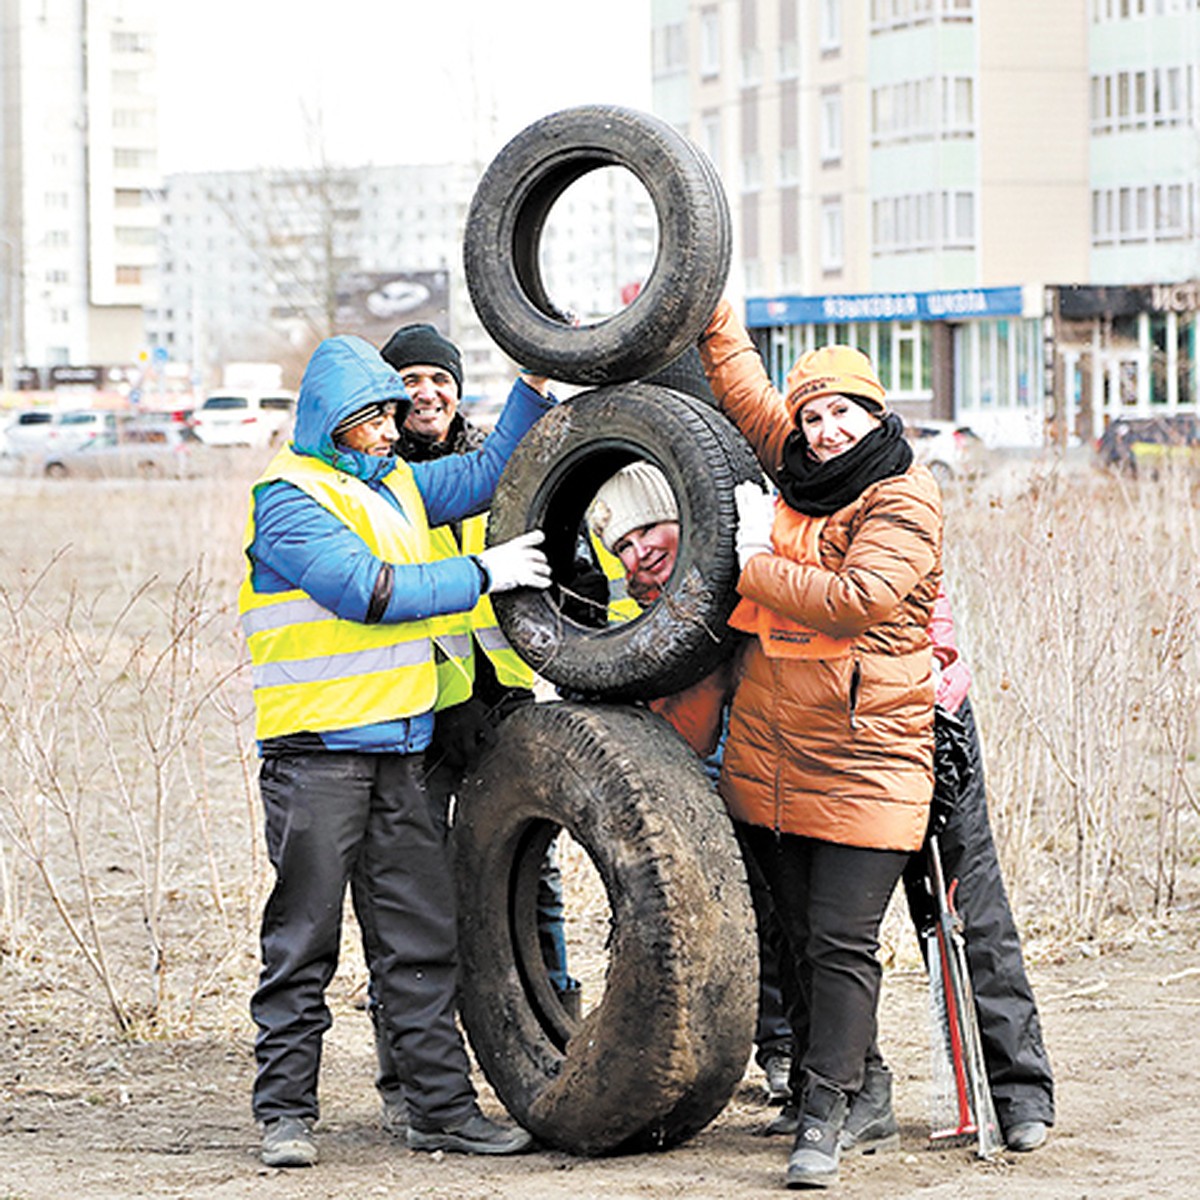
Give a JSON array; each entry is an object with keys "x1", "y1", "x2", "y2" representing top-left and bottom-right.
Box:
[
  {"x1": 453, "y1": 513, "x2": 535, "y2": 690},
  {"x1": 426, "y1": 524, "x2": 478, "y2": 709},
  {"x1": 239, "y1": 447, "x2": 443, "y2": 739},
  {"x1": 588, "y1": 530, "x2": 642, "y2": 625}
]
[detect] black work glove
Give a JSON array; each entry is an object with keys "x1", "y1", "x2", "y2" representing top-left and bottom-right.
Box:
[
  {"x1": 929, "y1": 703, "x2": 975, "y2": 838},
  {"x1": 430, "y1": 697, "x2": 498, "y2": 772}
]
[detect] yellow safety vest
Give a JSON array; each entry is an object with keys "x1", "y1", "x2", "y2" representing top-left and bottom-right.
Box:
[
  {"x1": 434, "y1": 513, "x2": 536, "y2": 691},
  {"x1": 589, "y1": 530, "x2": 642, "y2": 625},
  {"x1": 238, "y1": 447, "x2": 473, "y2": 740}
]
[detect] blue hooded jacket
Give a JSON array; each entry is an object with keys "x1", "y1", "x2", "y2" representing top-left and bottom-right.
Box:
[{"x1": 247, "y1": 334, "x2": 553, "y2": 754}]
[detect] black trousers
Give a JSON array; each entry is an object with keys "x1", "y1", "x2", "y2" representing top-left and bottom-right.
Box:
[
  {"x1": 251, "y1": 751, "x2": 477, "y2": 1128},
  {"x1": 902, "y1": 698, "x2": 1055, "y2": 1131},
  {"x1": 740, "y1": 823, "x2": 909, "y2": 1095},
  {"x1": 735, "y1": 825, "x2": 799, "y2": 1063}
]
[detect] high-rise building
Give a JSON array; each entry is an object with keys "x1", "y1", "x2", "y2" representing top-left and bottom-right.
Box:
[
  {"x1": 0, "y1": 0, "x2": 159, "y2": 386},
  {"x1": 652, "y1": 0, "x2": 1200, "y2": 447}
]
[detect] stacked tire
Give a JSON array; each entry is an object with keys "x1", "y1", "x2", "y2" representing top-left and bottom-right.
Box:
[{"x1": 455, "y1": 105, "x2": 760, "y2": 1155}]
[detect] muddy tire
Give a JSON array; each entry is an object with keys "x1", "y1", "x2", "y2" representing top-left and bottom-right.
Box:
[
  {"x1": 463, "y1": 105, "x2": 730, "y2": 385},
  {"x1": 487, "y1": 383, "x2": 763, "y2": 701},
  {"x1": 453, "y1": 701, "x2": 757, "y2": 1155}
]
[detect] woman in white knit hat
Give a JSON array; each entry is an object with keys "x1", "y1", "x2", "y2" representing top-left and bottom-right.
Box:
[{"x1": 587, "y1": 461, "x2": 680, "y2": 606}]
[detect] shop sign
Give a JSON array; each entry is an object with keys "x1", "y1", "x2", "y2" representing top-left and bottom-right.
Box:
[{"x1": 747, "y1": 286, "x2": 1024, "y2": 327}]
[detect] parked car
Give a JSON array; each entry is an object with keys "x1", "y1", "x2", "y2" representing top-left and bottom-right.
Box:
[
  {"x1": 904, "y1": 419, "x2": 988, "y2": 483},
  {"x1": 1, "y1": 409, "x2": 57, "y2": 457},
  {"x1": 1095, "y1": 414, "x2": 1200, "y2": 475},
  {"x1": 41, "y1": 423, "x2": 203, "y2": 479},
  {"x1": 40, "y1": 409, "x2": 130, "y2": 456},
  {"x1": 191, "y1": 391, "x2": 296, "y2": 447}
]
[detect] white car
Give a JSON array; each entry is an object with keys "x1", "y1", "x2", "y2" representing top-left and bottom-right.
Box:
[
  {"x1": 42, "y1": 423, "x2": 206, "y2": 479},
  {"x1": 191, "y1": 392, "x2": 296, "y2": 447},
  {"x1": 904, "y1": 420, "x2": 987, "y2": 484},
  {"x1": 1, "y1": 409, "x2": 57, "y2": 457}
]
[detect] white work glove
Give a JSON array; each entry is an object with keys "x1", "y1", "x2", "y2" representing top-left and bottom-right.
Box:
[
  {"x1": 476, "y1": 529, "x2": 552, "y2": 593},
  {"x1": 734, "y1": 481, "x2": 775, "y2": 569}
]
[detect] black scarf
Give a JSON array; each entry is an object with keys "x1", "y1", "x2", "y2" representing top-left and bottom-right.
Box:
[{"x1": 778, "y1": 412, "x2": 913, "y2": 516}]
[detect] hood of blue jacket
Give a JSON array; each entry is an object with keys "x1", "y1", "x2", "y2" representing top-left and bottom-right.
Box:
[{"x1": 292, "y1": 335, "x2": 411, "y2": 483}]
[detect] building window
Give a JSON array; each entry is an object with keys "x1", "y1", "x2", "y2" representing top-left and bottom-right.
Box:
[
  {"x1": 116, "y1": 266, "x2": 143, "y2": 285},
  {"x1": 114, "y1": 147, "x2": 156, "y2": 169},
  {"x1": 820, "y1": 89, "x2": 843, "y2": 163},
  {"x1": 112, "y1": 31, "x2": 151, "y2": 54},
  {"x1": 941, "y1": 75, "x2": 975, "y2": 135},
  {"x1": 820, "y1": 197, "x2": 845, "y2": 272},
  {"x1": 653, "y1": 21, "x2": 687, "y2": 74},
  {"x1": 820, "y1": 0, "x2": 842, "y2": 51},
  {"x1": 942, "y1": 190, "x2": 976, "y2": 248},
  {"x1": 871, "y1": 0, "x2": 955, "y2": 31},
  {"x1": 1094, "y1": 181, "x2": 1185, "y2": 242},
  {"x1": 700, "y1": 6, "x2": 720, "y2": 77},
  {"x1": 871, "y1": 78, "x2": 937, "y2": 143}
]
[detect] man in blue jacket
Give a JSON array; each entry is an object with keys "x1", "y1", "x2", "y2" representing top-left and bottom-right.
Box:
[{"x1": 239, "y1": 334, "x2": 553, "y2": 1168}]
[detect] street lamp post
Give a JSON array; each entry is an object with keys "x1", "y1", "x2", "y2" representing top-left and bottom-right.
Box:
[{"x1": 0, "y1": 234, "x2": 17, "y2": 400}]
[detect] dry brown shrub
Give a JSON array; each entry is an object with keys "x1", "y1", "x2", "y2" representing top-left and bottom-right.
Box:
[
  {"x1": 944, "y1": 458, "x2": 1199, "y2": 944},
  {"x1": 1, "y1": 453, "x2": 1197, "y2": 1038}
]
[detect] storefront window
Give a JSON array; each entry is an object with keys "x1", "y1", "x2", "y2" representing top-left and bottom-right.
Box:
[
  {"x1": 1178, "y1": 313, "x2": 1196, "y2": 407},
  {"x1": 876, "y1": 326, "x2": 893, "y2": 390},
  {"x1": 1150, "y1": 313, "x2": 1170, "y2": 406},
  {"x1": 997, "y1": 320, "x2": 1011, "y2": 408}
]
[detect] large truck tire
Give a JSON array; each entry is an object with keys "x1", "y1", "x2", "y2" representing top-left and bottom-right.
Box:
[
  {"x1": 453, "y1": 701, "x2": 757, "y2": 1155},
  {"x1": 463, "y1": 104, "x2": 730, "y2": 385},
  {"x1": 487, "y1": 382, "x2": 764, "y2": 701}
]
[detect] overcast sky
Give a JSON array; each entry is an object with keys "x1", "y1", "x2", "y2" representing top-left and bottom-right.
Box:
[{"x1": 156, "y1": 1, "x2": 653, "y2": 175}]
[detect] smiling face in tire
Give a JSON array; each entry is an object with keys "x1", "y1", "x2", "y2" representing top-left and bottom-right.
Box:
[{"x1": 613, "y1": 519, "x2": 679, "y2": 606}]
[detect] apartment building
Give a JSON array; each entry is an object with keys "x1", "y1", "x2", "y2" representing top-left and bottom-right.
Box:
[
  {"x1": 0, "y1": 0, "x2": 159, "y2": 384},
  {"x1": 652, "y1": 0, "x2": 1200, "y2": 447}
]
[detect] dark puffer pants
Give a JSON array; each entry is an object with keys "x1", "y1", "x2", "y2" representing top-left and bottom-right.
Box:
[
  {"x1": 251, "y1": 751, "x2": 477, "y2": 1127},
  {"x1": 902, "y1": 698, "x2": 1056, "y2": 1132}
]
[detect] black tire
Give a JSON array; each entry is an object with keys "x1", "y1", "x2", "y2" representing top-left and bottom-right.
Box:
[
  {"x1": 454, "y1": 701, "x2": 757, "y2": 1156},
  {"x1": 44, "y1": 461, "x2": 68, "y2": 479},
  {"x1": 463, "y1": 105, "x2": 730, "y2": 385},
  {"x1": 488, "y1": 383, "x2": 764, "y2": 701},
  {"x1": 641, "y1": 345, "x2": 718, "y2": 408}
]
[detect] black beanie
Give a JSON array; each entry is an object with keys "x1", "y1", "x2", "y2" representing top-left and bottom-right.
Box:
[{"x1": 380, "y1": 324, "x2": 463, "y2": 397}]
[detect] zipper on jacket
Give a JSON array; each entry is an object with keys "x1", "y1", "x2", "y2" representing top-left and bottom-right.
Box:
[
  {"x1": 848, "y1": 657, "x2": 862, "y2": 732},
  {"x1": 773, "y1": 658, "x2": 785, "y2": 836}
]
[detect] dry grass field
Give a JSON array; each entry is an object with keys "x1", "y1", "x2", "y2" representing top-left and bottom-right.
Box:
[{"x1": 1, "y1": 446, "x2": 1197, "y2": 1198}]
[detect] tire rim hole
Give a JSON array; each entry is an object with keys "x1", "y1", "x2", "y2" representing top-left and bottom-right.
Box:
[{"x1": 535, "y1": 166, "x2": 658, "y2": 327}]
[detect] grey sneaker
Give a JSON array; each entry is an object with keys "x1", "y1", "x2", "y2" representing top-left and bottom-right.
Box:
[
  {"x1": 261, "y1": 1116, "x2": 317, "y2": 1168},
  {"x1": 407, "y1": 1110, "x2": 533, "y2": 1156},
  {"x1": 380, "y1": 1094, "x2": 409, "y2": 1136},
  {"x1": 1005, "y1": 1120, "x2": 1048, "y2": 1152},
  {"x1": 763, "y1": 1052, "x2": 794, "y2": 1104}
]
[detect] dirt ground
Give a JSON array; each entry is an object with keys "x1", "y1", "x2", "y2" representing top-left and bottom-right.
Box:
[{"x1": 3, "y1": 908, "x2": 1198, "y2": 1200}]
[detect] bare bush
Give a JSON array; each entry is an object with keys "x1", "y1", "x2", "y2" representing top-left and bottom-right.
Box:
[
  {"x1": 947, "y1": 461, "x2": 1199, "y2": 941},
  {"x1": 0, "y1": 457, "x2": 1197, "y2": 1039}
]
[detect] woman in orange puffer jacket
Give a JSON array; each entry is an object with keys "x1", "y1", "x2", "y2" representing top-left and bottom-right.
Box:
[{"x1": 698, "y1": 300, "x2": 942, "y2": 1189}]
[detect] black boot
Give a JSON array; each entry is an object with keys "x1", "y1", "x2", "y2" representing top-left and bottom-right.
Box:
[
  {"x1": 839, "y1": 1060, "x2": 900, "y2": 1156},
  {"x1": 786, "y1": 1076, "x2": 848, "y2": 1190}
]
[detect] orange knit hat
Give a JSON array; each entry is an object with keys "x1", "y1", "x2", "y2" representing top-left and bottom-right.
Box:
[{"x1": 784, "y1": 345, "x2": 888, "y2": 420}]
